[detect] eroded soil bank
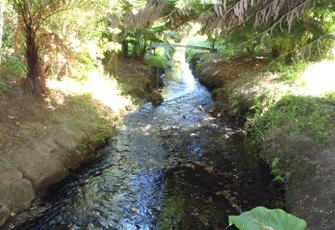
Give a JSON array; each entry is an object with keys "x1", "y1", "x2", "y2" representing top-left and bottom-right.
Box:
[
  {"x1": 190, "y1": 53, "x2": 335, "y2": 230},
  {"x1": 0, "y1": 59, "x2": 161, "y2": 227}
]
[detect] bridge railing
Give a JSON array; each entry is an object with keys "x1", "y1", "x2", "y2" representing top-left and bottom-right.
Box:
[{"x1": 146, "y1": 43, "x2": 217, "y2": 53}]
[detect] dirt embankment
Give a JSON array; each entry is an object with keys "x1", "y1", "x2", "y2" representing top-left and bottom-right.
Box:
[
  {"x1": 190, "y1": 53, "x2": 335, "y2": 230},
  {"x1": 0, "y1": 93, "x2": 108, "y2": 227},
  {"x1": 0, "y1": 59, "x2": 162, "y2": 228}
]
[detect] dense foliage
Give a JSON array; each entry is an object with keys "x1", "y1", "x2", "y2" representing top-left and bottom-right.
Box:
[{"x1": 0, "y1": 0, "x2": 334, "y2": 95}]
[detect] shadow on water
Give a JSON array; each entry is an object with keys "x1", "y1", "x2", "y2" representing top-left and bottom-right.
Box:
[{"x1": 15, "y1": 50, "x2": 284, "y2": 230}]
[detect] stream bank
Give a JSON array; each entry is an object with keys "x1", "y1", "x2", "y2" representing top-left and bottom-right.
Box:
[
  {"x1": 0, "y1": 59, "x2": 162, "y2": 228},
  {"x1": 189, "y1": 52, "x2": 335, "y2": 229},
  {"x1": 7, "y1": 51, "x2": 285, "y2": 229}
]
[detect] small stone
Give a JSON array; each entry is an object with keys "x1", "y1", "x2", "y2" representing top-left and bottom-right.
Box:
[
  {"x1": 130, "y1": 207, "x2": 139, "y2": 213},
  {"x1": 0, "y1": 205, "x2": 10, "y2": 226},
  {"x1": 198, "y1": 105, "x2": 205, "y2": 111},
  {"x1": 150, "y1": 91, "x2": 164, "y2": 105}
]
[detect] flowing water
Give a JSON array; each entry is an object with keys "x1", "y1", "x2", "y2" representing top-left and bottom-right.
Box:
[{"x1": 17, "y1": 51, "x2": 284, "y2": 230}]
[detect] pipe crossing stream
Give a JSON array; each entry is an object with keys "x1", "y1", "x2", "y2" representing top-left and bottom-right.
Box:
[{"x1": 17, "y1": 51, "x2": 284, "y2": 230}]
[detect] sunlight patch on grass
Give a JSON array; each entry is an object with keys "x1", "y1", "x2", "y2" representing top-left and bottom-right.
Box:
[
  {"x1": 299, "y1": 60, "x2": 335, "y2": 96},
  {"x1": 47, "y1": 69, "x2": 132, "y2": 112}
]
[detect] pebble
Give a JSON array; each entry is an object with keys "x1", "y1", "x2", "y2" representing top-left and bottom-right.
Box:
[{"x1": 130, "y1": 207, "x2": 139, "y2": 213}]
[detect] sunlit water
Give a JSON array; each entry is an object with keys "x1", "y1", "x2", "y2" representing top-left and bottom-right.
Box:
[
  {"x1": 162, "y1": 51, "x2": 196, "y2": 101},
  {"x1": 17, "y1": 50, "x2": 284, "y2": 230}
]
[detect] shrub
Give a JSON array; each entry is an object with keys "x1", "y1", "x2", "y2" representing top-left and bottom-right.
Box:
[{"x1": 144, "y1": 54, "x2": 167, "y2": 71}]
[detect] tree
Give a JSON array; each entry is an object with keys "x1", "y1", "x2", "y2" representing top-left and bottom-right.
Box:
[
  {"x1": 0, "y1": 1, "x2": 4, "y2": 55},
  {"x1": 105, "y1": 0, "x2": 168, "y2": 59},
  {"x1": 0, "y1": 0, "x2": 10, "y2": 62},
  {"x1": 179, "y1": 0, "x2": 335, "y2": 61},
  {"x1": 12, "y1": 0, "x2": 69, "y2": 95}
]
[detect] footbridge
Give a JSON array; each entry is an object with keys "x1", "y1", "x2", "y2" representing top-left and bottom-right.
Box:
[{"x1": 147, "y1": 43, "x2": 217, "y2": 53}]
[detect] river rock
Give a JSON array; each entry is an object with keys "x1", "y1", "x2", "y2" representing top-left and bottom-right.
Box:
[
  {"x1": 150, "y1": 90, "x2": 164, "y2": 105},
  {"x1": 0, "y1": 204, "x2": 10, "y2": 226},
  {"x1": 0, "y1": 159, "x2": 35, "y2": 226}
]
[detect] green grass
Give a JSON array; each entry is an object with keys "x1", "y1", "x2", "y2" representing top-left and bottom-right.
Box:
[
  {"x1": 0, "y1": 53, "x2": 26, "y2": 93},
  {"x1": 62, "y1": 94, "x2": 116, "y2": 152},
  {"x1": 185, "y1": 39, "x2": 226, "y2": 63},
  {"x1": 244, "y1": 91, "x2": 335, "y2": 182},
  {"x1": 268, "y1": 60, "x2": 309, "y2": 84},
  {"x1": 249, "y1": 93, "x2": 335, "y2": 145},
  {"x1": 0, "y1": 53, "x2": 26, "y2": 76},
  {"x1": 144, "y1": 54, "x2": 167, "y2": 71},
  {"x1": 208, "y1": 58, "x2": 335, "y2": 181}
]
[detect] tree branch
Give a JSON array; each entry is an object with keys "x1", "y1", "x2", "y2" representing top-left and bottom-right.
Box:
[{"x1": 266, "y1": 33, "x2": 330, "y2": 69}]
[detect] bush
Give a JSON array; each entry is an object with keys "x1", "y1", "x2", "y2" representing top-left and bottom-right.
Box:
[
  {"x1": 144, "y1": 54, "x2": 167, "y2": 71},
  {"x1": 0, "y1": 52, "x2": 25, "y2": 77}
]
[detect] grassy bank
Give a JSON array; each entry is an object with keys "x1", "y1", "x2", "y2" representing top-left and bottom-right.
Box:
[
  {"x1": 0, "y1": 54, "x2": 167, "y2": 227},
  {"x1": 191, "y1": 52, "x2": 335, "y2": 179},
  {"x1": 188, "y1": 50, "x2": 335, "y2": 228}
]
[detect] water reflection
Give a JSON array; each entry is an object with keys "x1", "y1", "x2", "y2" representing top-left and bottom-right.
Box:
[
  {"x1": 16, "y1": 49, "x2": 284, "y2": 230},
  {"x1": 162, "y1": 49, "x2": 196, "y2": 101}
]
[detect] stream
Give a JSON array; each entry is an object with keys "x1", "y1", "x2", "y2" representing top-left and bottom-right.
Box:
[{"x1": 16, "y1": 51, "x2": 284, "y2": 230}]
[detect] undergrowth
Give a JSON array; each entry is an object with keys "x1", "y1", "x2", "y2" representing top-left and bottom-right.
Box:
[
  {"x1": 245, "y1": 89, "x2": 335, "y2": 182},
  {"x1": 208, "y1": 58, "x2": 335, "y2": 182},
  {"x1": 144, "y1": 54, "x2": 167, "y2": 71},
  {"x1": 268, "y1": 60, "x2": 309, "y2": 84},
  {"x1": 247, "y1": 93, "x2": 335, "y2": 147},
  {"x1": 185, "y1": 39, "x2": 222, "y2": 68},
  {"x1": 0, "y1": 53, "x2": 25, "y2": 93}
]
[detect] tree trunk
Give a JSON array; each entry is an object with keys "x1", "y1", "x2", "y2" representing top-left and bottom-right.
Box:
[
  {"x1": 22, "y1": 17, "x2": 46, "y2": 95},
  {"x1": 139, "y1": 47, "x2": 146, "y2": 60},
  {"x1": 133, "y1": 40, "x2": 141, "y2": 58},
  {"x1": 271, "y1": 47, "x2": 280, "y2": 59},
  {"x1": 122, "y1": 40, "x2": 129, "y2": 58},
  {"x1": 210, "y1": 38, "x2": 216, "y2": 53},
  {"x1": 0, "y1": 3, "x2": 4, "y2": 61}
]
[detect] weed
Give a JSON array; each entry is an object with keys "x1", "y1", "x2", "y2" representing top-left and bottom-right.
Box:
[
  {"x1": 268, "y1": 61, "x2": 308, "y2": 84},
  {"x1": 144, "y1": 54, "x2": 167, "y2": 71},
  {"x1": 218, "y1": 60, "x2": 335, "y2": 181},
  {"x1": 1, "y1": 53, "x2": 26, "y2": 76},
  {"x1": 193, "y1": 53, "x2": 215, "y2": 72},
  {"x1": 270, "y1": 157, "x2": 291, "y2": 183},
  {"x1": 254, "y1": 95, "x2": 335, "y2": 144},
  {"x1": 212, "y1": 87, "x2": 226, "y2": 98}
]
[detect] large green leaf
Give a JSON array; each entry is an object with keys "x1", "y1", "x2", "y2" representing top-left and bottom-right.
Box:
[{"x1": 229, "y1": 206, "x2": 307, "y2": 230}]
